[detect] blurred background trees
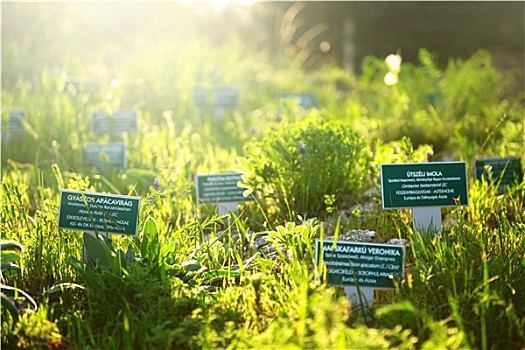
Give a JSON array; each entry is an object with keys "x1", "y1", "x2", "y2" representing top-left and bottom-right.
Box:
[{"x1": 2, "y1": 1, "x2": 523, "y2": 88}]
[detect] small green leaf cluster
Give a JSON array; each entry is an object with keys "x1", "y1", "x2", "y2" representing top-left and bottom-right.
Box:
[{"x1": 9, "y1": 306, "x2": 63, "y2": 350}]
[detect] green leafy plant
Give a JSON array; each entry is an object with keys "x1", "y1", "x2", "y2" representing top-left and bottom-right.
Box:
[
  {"x1": 1, "y1": 240, "x2": 37, "y2": 326},
  {"x1": 236, "y1": 116, "x2": 372, "y2": 221},
  {"x1": 11, "y1": 304, "x2": 63, "y2": 350}
]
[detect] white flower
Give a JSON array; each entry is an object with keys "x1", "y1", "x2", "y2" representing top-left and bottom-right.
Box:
[
  {"x1": 385, "y1": 54, "x2": 402, "y2": 74},
  {"x1": 384, "y1": 72, "x2": 398, "y2": 86}
]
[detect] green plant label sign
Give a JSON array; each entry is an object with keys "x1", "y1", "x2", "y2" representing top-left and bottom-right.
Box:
[
  {"x1": 90, "y1": 110, "x2": 138, "y2": 135},
  {"x1": 8, "y1": 110, "x2": 27, "y2": 133},
  {"x1": 381, "y1": 162, "x2": 468, "y2": 209},
  {"x1": 196, "y1": 173, "x2": 252, "y2": 204},
  {"x1": 475, "y1": 157, "x2": 523, "y2": 190},
  {"x1": 90, "y1": 111, "x2": 110, "y2": 134},
  {"x1": 58, "y1": 190, "x2": 141, "y2": 236},
  {"x1": 194, "y1": 86, "x2": 207, "y2": 107},
  {"x1": 214, "y1": 86, "x2": 239, "y2": 108},
  {"x1": 84, "y1": 142, "x2": 128, "y2": 170},
  {"x1": 315, "y1": 240, "x2": 405, "y2": 289},
  {"x1": 281, "y1": 92, "x2": 318, "y2": 109},
  {"x1": 112, "y1": 110, "x2": 138, "y2": 134}
]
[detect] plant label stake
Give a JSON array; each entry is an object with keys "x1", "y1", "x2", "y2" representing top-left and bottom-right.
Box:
[
  {"x1": 315, "y1": 240, "x2": 406, "y2": 308},
  {"x1": 57, "y1": 190, "x2": 141, "y2": 260},
  {"x1": 381, "y1": 161, "x2": 469, "y2": 235},
  {"x1": 195, "y1": 172, "x2": 253, "y2": 215},
  {"x1": 412, "y1": 206, "x2": 442, "y2": 233},
  {"x1": 475, "y1": 156, "x2": 523, "y2": 194},
  {"x1": 344, "y1": 286, "x2": 374, "y2": 308}
]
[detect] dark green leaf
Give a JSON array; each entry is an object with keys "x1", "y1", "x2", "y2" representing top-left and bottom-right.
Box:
[
  {"x1": 45, "y1": 283, "x2": 85, "y2": 295},
  {"x1": 83, "y1": 232, "x2": 111, "y2": 269},
  {"x1": 0, "y1": 285, "x2": 37, "y2": 309},
  {"x1": 1, "y1": 292, "x2": 19, "y2": 323},
  {"x1": 0, "y1": 240, "x2": 24, "y2": 252}
]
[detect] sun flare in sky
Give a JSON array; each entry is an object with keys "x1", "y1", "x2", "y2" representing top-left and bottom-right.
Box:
[{"x1": 177, "y1": 0, "x2": 257, "y2": 10}]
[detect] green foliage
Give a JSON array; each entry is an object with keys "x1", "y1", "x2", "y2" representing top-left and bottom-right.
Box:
[
  {"x1": 61, "y1": 221, "x2": 206, "y2": 348},
  {"x1": 265, "y1": 219, "x2": 321, "y2": 266},
  {"x1": 391, "y1": 178, "x2": 525, "y2": 349},
  {"x1": 237, "y1": 116, "x2": 372, "y2": 221},
  {"x1": 347, "y1": 48, "x2": 523, "y2": 161},
  {"x1": 1, "y1": 178, "x2": 80, "y2": 295},
  {"x1": 1, "y1": 240, "x2": 24, "y2": 280},
  {"x1": 232, "y1": 281, "x2": 396, "y2": 349},
  {"x1": 0, "y1": 240, "x2": 38, "y2": 330},
  {"x1": 375, "y1": 301, "x2": 468, "y2": 349},
  {"x1": 1, "y1": 37, "x2": 523, "y2": 348},
  {"x1": 10, "y1": 305, "x2": 63, "y2": 350},
  {"x1": 67, "y1": 261, "x2": 203, "y2": 349},
  {"x1": 2, "y1": 68, "x2": 93, "y2": 168}
]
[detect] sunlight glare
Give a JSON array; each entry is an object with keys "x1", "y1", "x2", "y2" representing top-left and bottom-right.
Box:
[
  {"x1": 384, "y1": 72, "x2": 398, "y2": 86},
  {"x1": 111, "y1": 78, "x2": 121, "y2": 88},
  {"x1": 177, "y1": 0, "x2": 256, "y2": 8}
]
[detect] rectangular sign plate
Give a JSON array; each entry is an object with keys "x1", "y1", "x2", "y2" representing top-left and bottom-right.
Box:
[
  {"x1": 195, "y1": 172, "x2": 252, "y2": 204},
  {"x1": 475, "y1": 157, "x2": 523, "y2": 188},
  {"x1": 280, "y1": 92, "x2": 318, "y2": 109},
  {"x1": 58, "y1": 190, "x2": 141, "y2": 236},
  {"x1": 112, "y1": 110, "x2": 138, "y2": 134},
  {"x1": 91, "y1": 110, "x2": 138, "y2": 135},
  {"x1": 315, "y1": 240, "x2": 405, "y2": 289},
  {"x1": 84, "y1": 142, "x2": 128, "y2": 170},
  {"x1": 91, "y1": 111, "x2": 109, "y2": 134},
  {"x1": 381, "y1": 162, "x2": 469, "y2": 209},
  {"x1": 194, "y1": 86, "x2": 207, "y2": 107},
  {"x1": 214, "y1": 86, "x2": 239, "y2": 108},
  {"x1": 8, "y1": 110, "x2": 27, "y2": 133}
]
